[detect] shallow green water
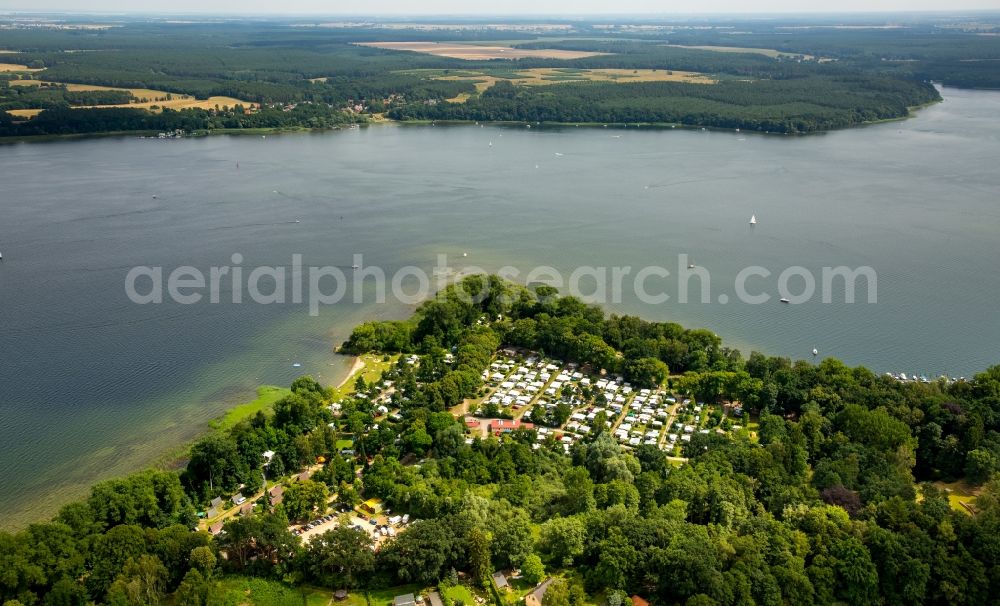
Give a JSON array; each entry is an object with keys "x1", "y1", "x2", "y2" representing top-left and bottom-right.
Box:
[{"x1": 1, "y1": 86, "x2": 998, "y2": 528}]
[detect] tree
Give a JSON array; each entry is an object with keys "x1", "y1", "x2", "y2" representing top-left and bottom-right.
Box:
[
  {"x1": 216, "y1": 513, "x2": 300, "y2": 577},
  {"x1": 378, "y1": 518, "x2": 463, "y2": 585},
  {"x1": 491, "y1": 512, "x2": 533, "y2": 570},
  {"x1": 965, "y1": 448, "x2": 998, "y2": 484},
  {"x1": 538, "y1": 517, "x2": 586, "y2": 566},
  {"x1": 541, "y1": 578, "x2": 586, "y2": 606},
  {"x1": 282, "y1": 480, "x2": 329, "y2": 521},
  {"x1": 87, "y1": 524, "x2": 148, "y2": 599},
  {"x1": 468, "y1": 528, "x2": 492, "y2": 588},
  {"x1": 624, "y1": 357, "x2": 669, "y2": 388},
  {"x1": 174, "y1": 569, "x2": 208, "y2": 606},
  {"x1": 521, "y1": 554, "x2": 545, "y2": 586},
  {"x1": 106, "y1": 555, "x2": 168, "y2": 606},
  {"x1": 188, "y1": 546, "x2": 216, "y2": 577},
  {"x1": 307, "y1": 526, "x2": 375, "y2": 588},
  {"x1": 183, "y1": 434, "x2": 248, "y2": 498}
]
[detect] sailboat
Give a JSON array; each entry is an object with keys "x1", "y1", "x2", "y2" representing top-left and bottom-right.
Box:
[{"x1": 749, "y1": 214, "x2": 757, "y2": 226}]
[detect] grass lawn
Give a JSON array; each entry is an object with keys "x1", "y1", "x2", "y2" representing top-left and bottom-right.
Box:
[
  {"x1": 442, "y1": 583, "x2": 478, "y2": 604},
  {"x1": 746, "y1": 414, "x2": 761, "y2": 442},
  {"x1": 501, "y1": 578, "x2": 536, "y2": 606},
  {"x1": 210, "y1": 385, "x2": 291, "y2": 431},
  {"x1": 303, "y1": 586, "x2": 338, "y2": 606},
  {"x1": 336, "y1": 438, "x2": 355, "y2": 450},
  {"x1": 339, "y1": 593, "x2": 369, "y2": 606},
  {"x1": 208, "y1": 576, "x2": 321, "y2": 605},
  {"x1": 366, "y1": 584, "x2": 425, "y2": 606},
  {"x1": 329, "y1": 353, "x2": 400, "y2": 402},
  {"x1": 931, "y1": 480, "x2": 980, "y2": 515}
]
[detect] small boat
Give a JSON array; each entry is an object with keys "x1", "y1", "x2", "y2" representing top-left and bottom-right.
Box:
[
  {"x1": 292, "y1": 363, "x2": 301, "y2": 368},
  {"x1": 750, "y1": 214, "x2": 757, "y2": 226},
  {"x1": 462, "y1": 252, "x2": 468, "y2": 257},
  {"x1": 554, "y1": 152, "x2": 564, "y2": 157},
  {"x1": 812, "y1": 348, "x2": 818, "y2": 357},
  {"x1": 780, "y1": 297, "x2": 790, "y2": 303},
  {"x1": 489, "y1": 141, "x2": 493, "y2": 147},
  {"x1": 351, "y1": 264, "x2": 360, "y2": 270}
]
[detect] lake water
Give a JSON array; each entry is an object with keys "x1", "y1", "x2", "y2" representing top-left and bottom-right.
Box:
[{"x1": 1, "y1": 86, "x2": 999, "y2": 528}]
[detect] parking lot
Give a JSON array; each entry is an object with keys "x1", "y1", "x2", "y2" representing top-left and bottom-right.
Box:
[{"x1": 293, "y1": 510, "x2": 406, "y2": 546}]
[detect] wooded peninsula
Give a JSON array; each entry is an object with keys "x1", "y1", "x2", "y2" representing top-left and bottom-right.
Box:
[{"x1": 4, "y1": 275, "x2": 1000, "y2": 606}]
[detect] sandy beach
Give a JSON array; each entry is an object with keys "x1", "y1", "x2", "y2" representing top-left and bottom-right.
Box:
[{"x1": 337, "y1": 356, "x2": 366, "y2": 388}]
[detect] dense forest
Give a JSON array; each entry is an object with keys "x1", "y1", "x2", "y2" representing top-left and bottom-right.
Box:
[
  {"x1": 1, "y1": 15, "x2": 997, "y2": 136},
  {"x1": 388, "y1": 76, "x2": 939, "y2": 134},
  {"x1": 5, "y1": 275, "x2": 1000, "y2": 605}
]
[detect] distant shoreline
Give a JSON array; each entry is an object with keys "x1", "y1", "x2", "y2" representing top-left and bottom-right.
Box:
[{"x1": 0, "y1": 96, "x2": 946, "y2": 144}]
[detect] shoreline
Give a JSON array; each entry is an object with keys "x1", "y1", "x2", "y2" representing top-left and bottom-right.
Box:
[
  {"x1": 0, "y1": 353, "x2": 358, "y2": 532},
  {"x1": 0, "y1": 93, "x2": 947, "y2": 144},
  {"x1": 337, "y1": 356, "x2": 366, "y2": 388}
]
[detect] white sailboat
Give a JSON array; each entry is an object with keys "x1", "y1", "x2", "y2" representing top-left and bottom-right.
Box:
[{"x1": 749, "y1": 214, "x2": 757, "y2": 226}]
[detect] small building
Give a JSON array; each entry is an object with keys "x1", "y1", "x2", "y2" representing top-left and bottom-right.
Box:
[
  {"x1": 492, "y1": 571, "x2": 509, "y2": 589},
  {"x1": 334, "y1": 590, "x2": 349, "y2": 601},
  {"x1": 206, "y1": 507, "x2": 218, "y2": 519},
  {"x1": 361, "y1": 498, "x2": 384, "y2": 515},
  {"x1": 240, "y1": 501, "x2": 254, "y2": 516},
  {"x1": 210, "y1": 496, "x2": 223, "y2": 510},
  {"x1": 631, "y1": 597, "x2": 650, "y2": 606},
  {"x1": 208, "y1": 522, "x2": 224, "y2": 536},
  {"x1": 268, "y1": 485, "x2": 284, "y2": 507},
  {"x1": 427, "y1": 592, "x2": 444, "y2": 606},
  {"x1": 394, "y1": 594, "x2": 416, "y2": 606},
  {"x1": 525, "y1": 579, "x2": 554, "y2": 606}
]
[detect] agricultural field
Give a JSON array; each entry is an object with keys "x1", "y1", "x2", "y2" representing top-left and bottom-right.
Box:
[
  {"x1": 8, "y1": 79, "x2": 252, "y2": 112},
  {"x1": 6, "y1": 108, "x2": 42, "y2": 118},
  {"x1": 665, "y1": 44, "x2": 818, "y2": 60},
  {"x1": 408, "y1": 67, "x2": 715, "y2": 102},
  {"x1": 356, "y1": 41, "x2": 608, "y2": 60},
  {"x1": 0, "y1": 63, "x2": 42, "y2": 72}
]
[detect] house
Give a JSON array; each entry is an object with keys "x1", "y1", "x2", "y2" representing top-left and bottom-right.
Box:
[
  {"x1": 487, "y1": 419, "x2": 534, "y2": 435},
  {"x1": 206, "y1": 507, "x2": 218, "y2": 519},
  {"x1": 492, "y1": 571, "x2": 509, "y2": 589},
  {"x1": 209, "y1": 522, "x2": 224, "y2": 536},
  {"x1": 394, "y1": 594, "x2": 416, "y2": 606},
  {"x1": 525, "y1": 578, "x2": 555, "y2": 606},
  {"x1": 240, "y1": 501, "x2": 254, "y2": 516},
  {"x1": 210, "y1": 496, "x2": 223, "y2": 510},
  {"x1": 268, "y1": 485, "x2": 284, "y2": 507}
]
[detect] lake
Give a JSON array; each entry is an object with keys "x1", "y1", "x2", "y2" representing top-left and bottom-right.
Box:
[{"x1": 1, "y1": 86, "x2": 999, "y2": 528}]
